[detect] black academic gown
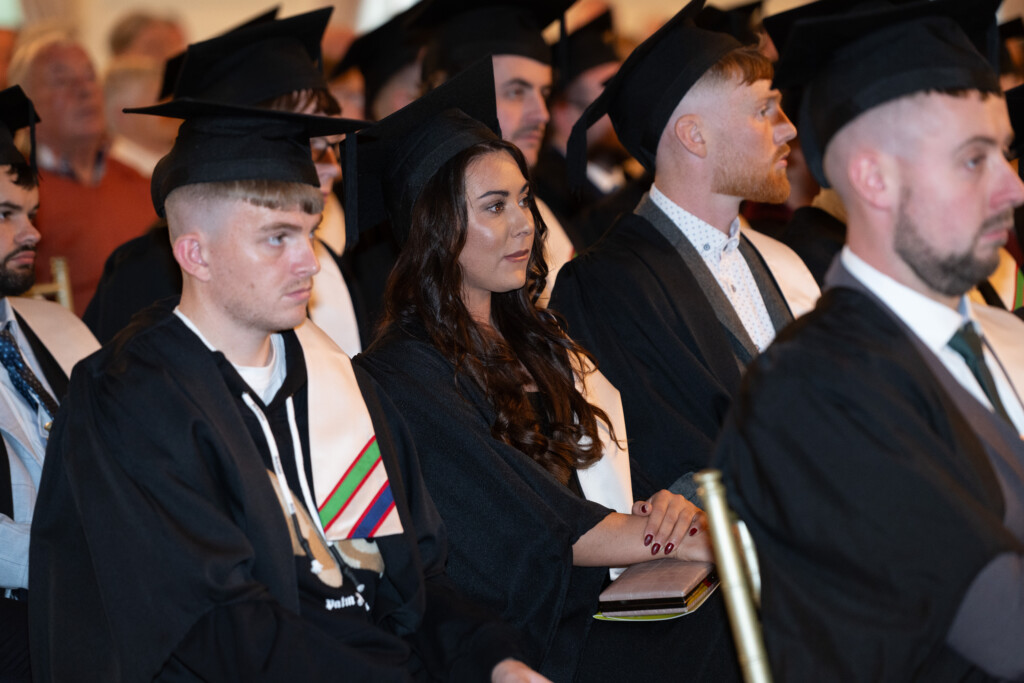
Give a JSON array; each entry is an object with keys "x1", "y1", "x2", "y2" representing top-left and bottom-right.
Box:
[
  {"x1": 531, "y1": 147, "x2": 608, "y2": 251},
  {"x1": 82, "y1": 225, "x2": 369, "y2": 346},
  {"x1": 29, "y1": 305, "x2": 518, "y2": 683},
  {"x1": 549, "y1": 195, "x2": 792, "y2": 491},
  {"x1": 713, "y1": 275, "x2": 1024, "y2": 681},
  {"x1": 357, "y1": 329, "x2": 741, "y2": 683},
  {"x1": 778, "y1": 205, "x2": 847, "y2": 287}
]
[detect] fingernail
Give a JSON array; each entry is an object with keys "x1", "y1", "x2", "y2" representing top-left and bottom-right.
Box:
[
  {"x1": 664, "y1": 543, "x2": 674, "y2": 555},
  {"x1": 689, "y1": 527, "x2": 698, "y2": 537},
  {"x1": 651, "y1": 543, "x2": 661, "y2": 555},
  {"x1": 644, "y1": 534, "x2": 653, "y2": 546},
  {"x1": 640, "y1": 503, "x2": 649, "y2": 513}
]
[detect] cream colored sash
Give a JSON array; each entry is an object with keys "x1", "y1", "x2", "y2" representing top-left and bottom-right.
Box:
[
  {"x1": 10, "y1": 296, "x2": 99, "y2": 375},
  {"x1": 295, "y1": 320, "x2": 403, "y2": 541}
]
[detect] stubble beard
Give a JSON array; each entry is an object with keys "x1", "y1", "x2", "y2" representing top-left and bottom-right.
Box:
[
  {"x1": 893, "y1": 187, "x2": 1005, "y2": 297},
  {"x1": 0, "y1": 247, "x2": 35, "y2": 297},
  {"x1": 712, "y1": 148, "x2": 791, "y2": 204}
]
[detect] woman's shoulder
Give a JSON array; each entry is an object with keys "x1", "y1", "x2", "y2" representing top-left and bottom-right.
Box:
[{"x1": 356, "y1": 324, "x2": 452, "y2": 380}]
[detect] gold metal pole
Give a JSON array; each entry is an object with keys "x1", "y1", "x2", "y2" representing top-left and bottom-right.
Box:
[{"x1": 696, "y1": 469, "x2": 772, "y2": 683}]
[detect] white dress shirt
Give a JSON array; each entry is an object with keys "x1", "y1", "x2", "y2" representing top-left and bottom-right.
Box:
[
  {"x1": 0, "y1": 297, "x2": 57, "y2": 590},
  {"x1": 842, "y1": 247, "x2": 1024, "y2": 435},
  {"x1": 650, "y1": 185, "x2": 776, "y2": 351}
]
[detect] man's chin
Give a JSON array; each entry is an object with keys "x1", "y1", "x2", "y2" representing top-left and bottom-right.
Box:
[{"x1": 0, "y1": 270, "x2": 35, "y2": 298}]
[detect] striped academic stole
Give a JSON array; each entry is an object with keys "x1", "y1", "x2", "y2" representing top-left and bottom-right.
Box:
[{"x1": 295, "y1": 321, "x2": 403, "y2": 541}]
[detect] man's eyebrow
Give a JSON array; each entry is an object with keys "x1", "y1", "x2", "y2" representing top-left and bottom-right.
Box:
[
  {"x1": 0, "y1": 201, "x2": 23, "y2": 211},
  {"x1": 501, "y1": 78, "x2": 535, "y2": 89},
  {"x1": 257, "y1": 221, "x2": 307, "y2": 232},
  {"x1": 955, "y1": 134, "x2": 1001, "y2": 152}
]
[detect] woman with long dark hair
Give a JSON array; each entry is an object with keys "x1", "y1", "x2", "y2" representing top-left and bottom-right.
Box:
[{"x1": 349, "y1": 62, "x2": 738, "y2": 682}]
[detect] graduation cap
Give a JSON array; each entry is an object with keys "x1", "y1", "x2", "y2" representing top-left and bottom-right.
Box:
[
  {"x1": 126, "y1": 99, "x2": 367, "y2": 217},
  {"x1": 553, "y1": 10, "x2": 620, "y2": 94},
  {"x1": 0, "y1": 85, "x2": 38, "y2": 172},
  {"x1": 158, "y1": 7, "x2": 280, "y2": 101},
  {"x1": 340, "y1": 58, "x2": 499, "y2": 246},
  {"x1": 567, "y1": 0, "x2": 740, "y2": 183},
  {"x1": 1000, "y1": 16, "x2": 1024, "y2": 43},
  {"x1": 771, "y1": 0, "x2": 1002, "y2": 188},
  {"x1": 696, "y1": 1, "x2": 761, "y2": 45},
  {"x1": 167, "y1": 7, "x2": 331, "y2": 107},
  {"x1": 412, "y1": 0, "x2": 573, "y2": 79},
  {"x1": 761, "y1": 0, "x2": 847, "y2": 60},
  {"x1": 999, "y1": 17, "x2": 1024, "y2": 77},
  {"x1": 329, "y1": 6, "x2": 426, "y2": 120}
]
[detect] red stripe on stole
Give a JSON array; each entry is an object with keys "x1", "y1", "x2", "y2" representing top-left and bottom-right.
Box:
[
  {"x1": 318, "y1": 435, "x2": 377, "y2": 512},
  {"x1": 367, "y1": 500, "x2": 397, "y2": 537},
  {"x1": 324, "y1": 456, "x2": 383, "y2": 532},
  {"x1": 347, "y1": 480, "x2": 389, "y2": 540}
]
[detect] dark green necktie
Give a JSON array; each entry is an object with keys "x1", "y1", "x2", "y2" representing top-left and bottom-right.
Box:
[{"x1": 948, "y1": 323, "x2": 1013, "y2": 425}]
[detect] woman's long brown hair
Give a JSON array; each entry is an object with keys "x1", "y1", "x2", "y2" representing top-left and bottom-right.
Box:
[{"x1": 375, "y1": 139, "x2": 613, "y2": 485}]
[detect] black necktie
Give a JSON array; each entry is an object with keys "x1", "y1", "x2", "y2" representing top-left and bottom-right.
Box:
[
  {"x1": 0, "y1": 328, "x2": 59, "y2": 421},
  {"x1": 948, "y1": 323, "x2": 1013, "y2": 425}
]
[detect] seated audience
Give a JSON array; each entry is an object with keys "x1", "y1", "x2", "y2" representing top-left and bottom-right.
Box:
[
  {"x1": 8, "y1": 32, "x2": 155, "y2": 315},
  {"x1": 351, "y1": 60, "x2": 739, "y2": 683},
  {"x1": 107, "y1": 10, "x2": 185, "y2": 62},
  {"x1": 103, "y1": 55, "x2": 177, "y2": 178}
]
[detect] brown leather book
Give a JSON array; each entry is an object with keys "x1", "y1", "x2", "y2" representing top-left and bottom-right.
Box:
[{"x1": 597, "y1": 560, "x2": 718, "y2": 618}]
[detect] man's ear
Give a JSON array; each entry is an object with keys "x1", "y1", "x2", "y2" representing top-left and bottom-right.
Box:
[
  {"x1": 673, "y1": 114, "x2": 707, "y2": 158},
  {"x1": 172, "y1": 233, "x2": 212, "y2": 282},
  {"x1": 847, "y1": 149, "x2": 899, "y2": 211}
]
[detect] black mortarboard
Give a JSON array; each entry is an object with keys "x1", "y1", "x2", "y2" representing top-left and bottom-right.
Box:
[
  {"x1": 0, "y1": 86, "x2": 37, "y2": 171},
  {"x1": 696, "y1": 1, "x2": 761, "y2": 45},
  {"x1": 412, "y1": 0, "x2": 573, "y2": 78},
  {"x1": 168, "y1": 7, "x2": 331, "y2": 106},
  {"x1": 553, "y1": 10, "x2": 619, "y2": 93},
  {"x1": 127, "y1": 99, "x2": 367, "y2": 217},
  {"x1": 567, "y1": 0, "x2": 740, "y2": 183},
  {"x1": 1001, "y1": 17, "x2": 1024, "y2": 43},
  {"x1": 771, "y1": 0, "x2": 1001, "y2": 188},
  {"x1": 340, "y1": 58, "x2": 499, "y2": 246},
  {"x1": 158, "y1": 7, "x2": 280, "y2": 101},
  {"x1": 329, "y1": 6, "x2": 426, "y2": 120}
]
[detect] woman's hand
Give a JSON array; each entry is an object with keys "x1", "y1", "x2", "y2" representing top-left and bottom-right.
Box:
[{"x1": 633, "y1": 490, "x2": 712, "y2": 562}]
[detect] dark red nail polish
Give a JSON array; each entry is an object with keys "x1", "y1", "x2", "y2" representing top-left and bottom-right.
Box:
[
  {"x1": 651, "y1": 543, "x2": 661, "y2": 555},
  {"x1": 664, "y1": 543, "x2": 674, "y2": 555},
  {"x1": 689, "y1": 527, "x2": 698, "y2": 536},
  {"x1": 644, "y1": 534, "x2": 653, "y2": 546},
  {"x1": 640, "y1": 503, "x2": 649, "y2": 513}
]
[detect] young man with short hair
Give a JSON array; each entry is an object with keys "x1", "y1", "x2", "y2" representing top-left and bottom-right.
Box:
[
  {"x1": 30, "y1": 103, "x2": 542, "y2": 683},
  {"x1": 550, "y1": 0, "x2": 818, "y2": 494},
  {"x1": 715, "y1": 0, "x2": 1024, "y2": 678}
]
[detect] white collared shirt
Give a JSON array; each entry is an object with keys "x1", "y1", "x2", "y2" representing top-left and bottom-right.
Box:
[
  {"x1": 842, "y1": 247, "x2": 1024, "y2": 434},
  {"x1": 173, "y1": 308, "x2": 287, "y2": 404},
  {"x1": 650, "y1": 185, "x2": 776, "y2": 351},
  {"x1": 0, "y1": 297, "x2": 57, "y2": 590}
]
